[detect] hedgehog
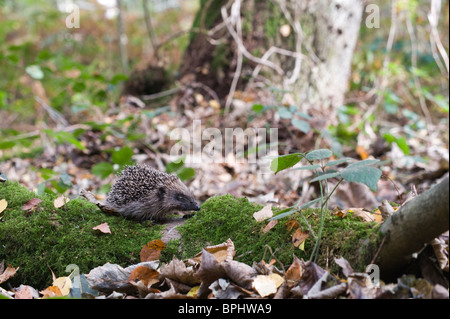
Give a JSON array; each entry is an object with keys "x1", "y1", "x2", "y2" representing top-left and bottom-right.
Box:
[{"x1": 102, "y1": 164, "x2": 200, "y2": 221}]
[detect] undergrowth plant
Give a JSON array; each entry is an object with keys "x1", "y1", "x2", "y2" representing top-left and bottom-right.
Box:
[{"x1": 270, "y1": 149, "x2": 382, "y2": 262}]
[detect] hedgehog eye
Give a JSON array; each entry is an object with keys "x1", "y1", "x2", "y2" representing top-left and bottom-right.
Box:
[{"x1": 176, "y1": 194, "x2": 184, "y2": 201}]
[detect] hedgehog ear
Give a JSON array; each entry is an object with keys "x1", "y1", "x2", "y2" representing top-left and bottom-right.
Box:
[{"x1": 157, "y1": 187, "x2": 166, "y2": 199}]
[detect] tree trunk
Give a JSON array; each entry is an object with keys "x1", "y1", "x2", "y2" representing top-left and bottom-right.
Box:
[
  {"x1": 289, "y1": 0, "x2": 364, "y2": 118},
  {"x1": 376, "y1": 176, "x2": 449, "y2": 281},
  {"x1": 177, "y1": 0, "x2": 364, "y2": 122}
]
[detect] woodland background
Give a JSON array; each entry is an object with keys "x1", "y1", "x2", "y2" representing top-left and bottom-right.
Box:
[{"x1": 0, "y1": 0, "x2": 448, "y2": 299}]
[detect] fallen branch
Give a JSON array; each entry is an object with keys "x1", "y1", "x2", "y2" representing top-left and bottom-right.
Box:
[{"x1": 376, "y1": 176, "x2": 449, "y2": 280}]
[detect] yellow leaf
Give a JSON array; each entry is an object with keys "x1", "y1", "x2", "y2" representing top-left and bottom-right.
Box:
[
  {"x1": 187, "y1": 286, "x2": 199, "y2": 297},
  {"x1": 0, "y1": 199, "x2": 7, "y2": 214},
  {"x1": 268, "y1": 273, "x2": 284, "y2": 288},
  {"x1": 299, "y1": 241, "x2": 305, "y2": 251},
  {"x1": 52, "y1": 276, "x2": 72, "y2": 296},
  {"x1": 253, "y1": 275, "x2": 277, "y2": 297}
]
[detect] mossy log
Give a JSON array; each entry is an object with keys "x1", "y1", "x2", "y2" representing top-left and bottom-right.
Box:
[{"x1": 376, "y1": 176, "x2": 449, "y2": 281}]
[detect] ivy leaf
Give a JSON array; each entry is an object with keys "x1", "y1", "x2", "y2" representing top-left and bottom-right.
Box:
[
  {"x1": 340, "y1": 165, "x2": 382, "y2": 191},
  {"x1": 270, "y1": 153, "x2": 304, "y2": 174}
]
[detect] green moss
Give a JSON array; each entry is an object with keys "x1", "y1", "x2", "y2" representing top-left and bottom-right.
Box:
[
  {"x1": 0, "y1": 181, "x2": 163, "y2": 289},
  {"x1": 177, "y1": 195, "x2": 381, "y2": 273}
]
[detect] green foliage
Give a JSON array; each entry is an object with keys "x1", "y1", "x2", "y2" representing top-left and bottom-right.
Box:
[
  {"x1": 165, "y1": 156, "x2": 196, "y2": 181},
  {"x1": 0, "y1": 181, "x2": 164, "y2": 289},
  {"x1": 269, "y1": 148, "x2": 383, "y2": 261}
]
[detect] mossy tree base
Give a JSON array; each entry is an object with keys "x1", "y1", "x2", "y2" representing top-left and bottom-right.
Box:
[
  {"x1": 178, "y1": 195, "x2": 381, "y2": 274},
  {"x1": 0, "y1": 182, "x2": 165, "y2": 289}
]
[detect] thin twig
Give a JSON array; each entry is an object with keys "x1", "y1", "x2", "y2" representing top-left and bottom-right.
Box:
[
  {"x1": 140, "y1": 87, "x2": 180, "y2": 101},
  {"x1": 406, "y1": 11, "x2": 433, "y2": 130}
]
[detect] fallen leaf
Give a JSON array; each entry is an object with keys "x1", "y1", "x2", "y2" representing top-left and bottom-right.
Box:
[
  {"x1": 334, "y1": 207, "x2": 376, "y2": 222},
  {"x1": 52, "y1": 276, "x2": 72, "y2": 296},
  {"x1": 92, "y1": 222, "x2": 111, "y2": 234},
  {"x1": 253, "y1": 204, "x2": 273, "y2": 222},
  {"x1": 192, "y1": 239, "x2": 235, "y2": 263},
  {"x1": 356, "y1": 145, "x2": 369, "y2": 160},
  {"x1": 54, "y1": 195, "x2": 69, "y2": 208},
  {"x1": 263, "y1": 220, "x2": 278, "y2": 233},
  {"x1": 140, "y1": 239, "x2": 166, "y2": 262},
  {"x1": 14, "y1": 285, "x2": 39, "y2": 299},
  {"x1": 222, "y1": 259, "x2": 256, "y2": 291},
  {"x1": 86, "y1": 261, "x2": 159, "y2": 294},
  {"x1": 268, "y1": 273, "x2": 284, "y2": 288},
  {"x1": 285, "y1": 255, "x2": 303, "y2": 287},
  {"x1": 253, "y1": 275, "x2": 277, "y2": 297},
  {"x1": 40, "y1": 286, "x2": 62, "y2": 298},
  {"x1": 0, "y1": 263, "x2": 18, "y2": 284},
  {"x1": 129, "y1": 266, "x2": 159, "y2": 287},
  {"x1": 196, "y1": 249, "x2": 227, "y2": 298},
  {"x1": 159, "y1": 257, "x2": 200, "y2": 287},
  {"x1": 0, "y1": 199, "x2": 7, "y2": 214},
  {"x1": 292, "y1": 228, "x2": 309, "y2": 248},
  {"x1": 285, "y1": 220, "x2": 299, "y2": 231},
  {"x1": 22, "y1": 198, "x2": 41, "y2": 211},
  {"x1": 334, "y1": 257, "x2": 354, "y2": 277}
]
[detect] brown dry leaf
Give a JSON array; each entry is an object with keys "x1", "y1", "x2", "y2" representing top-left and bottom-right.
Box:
[
  {"x1": 0, "y1": 199, "x2": 7, "y2": 214},
  {"x1": 86, "y1": 262, "x2": 159, "y2": 294},
  {"x1": 221, "y1": 259, "x2": 257, "y2": 291},
  {"x1": 334, "y1": 257, "x2": 354, "y2": 278},
  {"x1": 334, "y1": 208, "x2": 376, "y2": 222},
  {"x1": 92, "y1": 222, "x2": 111, "y2": 234},
  {"x1": 196, "y1": 249, "x2": 227, "y2": 298},
  {"x1": 54, "y1": 195, "x2": 69, "y2": 208},
  {"x1": 253, "y1": 204, "x2": 273, "y2": 222},
  {"x1": 0, "y1": 263, "x2": 18, "y2": 284},
  {"x1": 192, "y1": 239, "x2": 235, "y2": 264},
  {"x1": 285, "y1": 255, "x2": 303, "y2": 287},
  {"x1": 263, "y1": 220, "x2": 278, "y2": 233},
  {"x1": 159, "y1": 257, "x2": 200, "y2": 287},
  {"x1": 140, "y1": 239, "x2": 166, "y2": 262},
  {"x1": 22, "y1": 198, "x2": 41, "y2": 211},
  {"x1": 128, "y1": 266, "x2": 159, "y2": 287},
  {"x1": 40, "y1": 286, "x2": 62, "y2": 298},
  {"x1": 292, "y1": 228, "x2": 309, "y2": 248},
  {"x1": 296, "y1": 260, "x2": 326, "y2": 297},
  {"x1": 285, "y1": 220, "x2": 299, "y2": 231}
]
